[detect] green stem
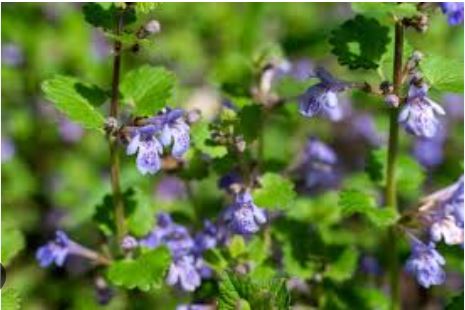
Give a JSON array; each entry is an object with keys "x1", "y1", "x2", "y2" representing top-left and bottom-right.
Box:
[
  {"x1": 109, "y1": 12, "x2": 126, "y2": 243},
  {"x1": 386, "y1": 21, "x2": 404, "y2": 310}
]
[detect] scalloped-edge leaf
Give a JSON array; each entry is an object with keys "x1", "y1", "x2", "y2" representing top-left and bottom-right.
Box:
[
  {"x1": 218, "y1": 272, "x2": 290, "y2": 310},
  {"x1": 421, "y1": 54, "x2": 464, "y2": 93},
  {"x1": 253, "y1": 173, "x2": 296, "y2": 210},
  {"x1": 329, "y1": 15, "x2": 390, "y2": 70},
  {"x1": 339, "y1": 189, "x2": 399, "y2": 227},
  {"x1": 136, "y1": 3, "x2": 159, "y2": 15},
  {"x1": 2, "y1": 288, "x2": 21, "y2": 310},
  {"x1": 191, "y1": 121, "x2": 228, "y2": 158},
  {"x1": 107, "y1": 246, "x2": 171, "y2": 291},
  {"x1": 1, "y1": 227, "x2": 25, "y2": 267},
  {"x1": 42, "y1": 76, "x2": 106, "y2": 130},
  {"x1": 120, "y1": 65, "x2": 176, "y2": 115},
  {"x1": 325, "y1": 247, "x2": 359, "y2": 282}
]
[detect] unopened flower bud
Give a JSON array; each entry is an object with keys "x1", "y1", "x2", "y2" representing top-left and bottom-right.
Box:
[
  {"x1": 412, "y1": 51, "x2": 423, "y2": 63},
  {"x1": 235, "y1": 137, "x2": 246, "y2": 153},
  {"x1": 121, "y1": 235, "x2": 138, "y2": 251},
  {"x1": 104, "y1": 117, "x2": 118, "y2": 134},
  {"x1": 380, "y1": 81, "x2": 393, "y2": 95},
  {"x1": 385, "y1": 94, "x2": 400, "y2": 108},
  {"x1": 144, "y1": 20, "x2": 161, "y2": 34},
  {"x1": 186, "y1": 109, "x2": 201, "y2": 124}
]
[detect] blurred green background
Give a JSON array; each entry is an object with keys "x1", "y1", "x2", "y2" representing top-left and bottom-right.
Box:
[{"x1": 1, "y1": 3, "x2": 463, "y2": 309}]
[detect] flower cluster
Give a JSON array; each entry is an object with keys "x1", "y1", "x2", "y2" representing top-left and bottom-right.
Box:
[
  {"x1": 298, "y1": 67, "x2": 349, "y2": 121},
  {"x1": 398, "y1": 82, "x2": 446, "y2": 139},
  {"x1": 223, "y1": 191, "x2": 267, "y2": 235},
  {"x1": 439, "y1": 3, "x2": 464, "y2": 26},
  {"x1": 407, "y1": 176, "x2": 464, "y2": 287},
  {"x1": 126, "y1": 108, "x2": 190, "y2": 175},
  {"x1": 140, "y1": 213, "x2": 209, "y2": 292}
]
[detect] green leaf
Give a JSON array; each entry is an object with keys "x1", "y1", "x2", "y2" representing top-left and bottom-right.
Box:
[
  {"x1": 329, "y1": 15, "x2": 390, "y2": 70},
  {"x1": 1, "y1": 227, "x2": 25, "y2": 266},
  {"x1": 120, "y1": 65, "x2": 176, "y2": 115},
  {"x1": 191, "y1": 122, "x2": 228, "y2": 158},
  {"x1": 273, "y1": 218, "x2": 324, "y2": 279},
  {"x1": 364, "y1": 148, "x2": 425, "y2": 200},
  {"x1": 93, "y1": 188, "x2": 138, "y2": 237},
  {"x1": 365, "y1": 148, "x2": 385, "y2": 184},
  {"x1": 2, "y1": 288, "x2": 21, "y2": 310},
  {"x1": 235, "y1": 105, "x2": 263, "y2": 143},
  {"x1": 228, "y1": 235, "x2": 246, "y2": 258},
  {"x1": 355, "y1": 287, "x2": 389, "y2": 310},
  {"x1": 397, "y1": 154, "x2": 426, "y2": 200},
  {"x1": 203, "y1": 248, "x2": 229, "y2": 273},
  {"x1": 136, "y1": 3, "x2": 159, "y2": 15},
  {"x1": 446, "y1": 292, "x2": 464, "y2": 310},
  {"x1": 107, "y1": 247, "x2": 171, "y2": 291},
  {"x1": 421, "y1": 54, "x2": 464, "y2": 93},
  {"x1": 339, "y1": 189, "x2": 399, "y2": 227},
  {"x1": 82, "y1": 3, "x2": 136, "y2": 30},
  {"x1": 42, "y1": 76, "x2": 106, "y2": 130},
  {"x1": 351, "y1": 3, "x2": 418, "y2": 21},
  {"x1": 127, "y1": 189, "x2": 155, "y2": 237},
  {"x1": 253, "y1": 173, "x2": 296, "y2": 210},
  {"x1": 325, "y1": 247, "x2": 359, "y2": 282},
  {"x1": 218, "y1": 272, "x2": 290, "y2": 310},
  {"x1": 287, "y1": 193, "x2": 341, "y2": 226}
]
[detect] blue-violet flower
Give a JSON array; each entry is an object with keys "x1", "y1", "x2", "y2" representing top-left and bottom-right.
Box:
[{"x1": 405, "y1": 238, "x2": 446, "y2": 288}]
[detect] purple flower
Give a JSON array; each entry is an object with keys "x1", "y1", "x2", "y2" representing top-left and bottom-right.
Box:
[
  {"x1": 300, "y1": 137, "x2": 338, "y2": 189},
  {"x1": 58, "y1": 119, "x2": 84, "y2": 143},
  {"x1": 36, "y1": 231, "x2": 71, "y2": 267},
  {"x1": 94, "y1": 277, "x2": 114, "y2": 306},
  {"x1": 1, "y1": 43, "x2": 23, "y2": 67},
  {"x1": 36, "y1": 231, "x2": 97, "y2": 268},
  {"x1": 166, "y1": 255, "x2": 202, "y2": 292},
  {"x1": 298, "y1": 67, "x2": 348, "y2": 121},
  {"x1": 127, "y1": 125, "x2": 163, "y2": 175},
  {"x1": 91, "y1": 30, "x2": 110, "y2": 61},
  {"x1": 218, "y1": 172, "x2": 243, "y2": 190},
  {"x1": 359, "y1": 255, "x2": 383, "y2": 276},
  {"x1": 430, "y1": 214, "x2": 464, "y2": 245},
  {"x1": 289, "y1": 59, "x2": 314, "y2": 81},
  {"x1": 442, "y1": 93, "x2": 464, "y2": 119},
  {"x1": 413, "y1": 142, "x2": 444, "y2": 170},
  {"x1": 420, "y1": 176, "x2": 464, "y2": 245},
  {"x1": 444, "y1": 176, "x2": 464, "y2": 228},
  {"x1": 224, "y1": 191, "x2": 267, "y2": 235},
  {"x1": 304, "y1": 137, "x2": 337, "y2": 165},
  {"x1": 1, "y1": 136, "x2": 15, "y2": 163},
  {"x1": 155, "y1": 176, "x2": 187, "y2": 202},
  {"x1": 351, "y1": 114, "x2": 383, "y2": 146},
  {"x1": 439, "y1": 3, "x2": 464, "y2": 25},
  {"x1": 194, "y1": 220, "x2": 219, "y2": 253},
  {"x1": 384, "y1": 94, "x2": 400, "y2": 108},
  {"x1": 126, "y1": 108, "x2": 191, "y2": 175},
  {"x1": 121, "y1": 235, "x2": 139, "y2": 251},
  {"x1": 405, "y1": 238, "x2": 446, "y2": 288},
  {"x1": 148, "y1": 108, "x2": 190, "y2": 159},
  {"x1": 398, "y1": 84, "x2": 446, "y2": 138},
  {"x1": 177, "y1": 305, "x2": 214, "y2": 310},
  {"x1": 140, "y1": 213, "x2": 194, "y2": 259},
  {"x1": 412, "y1": 125, "x2": 446, "y2": 169}
]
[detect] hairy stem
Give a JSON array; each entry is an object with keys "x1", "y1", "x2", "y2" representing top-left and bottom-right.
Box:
[
  {"x1": 386, "y1": 21, "x2": 404, "y2": 310},
  {"x1": 109, "y1": 12, "x2": 126, "y2": 243}
]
